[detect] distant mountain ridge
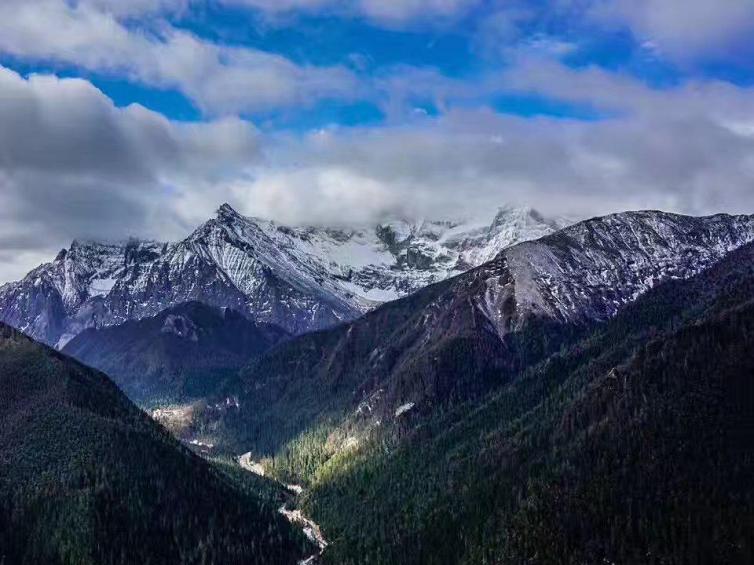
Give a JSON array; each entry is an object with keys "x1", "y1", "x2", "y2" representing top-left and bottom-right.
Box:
[
  {"x1": 4, "y1": 207, "x2": 753, "y2": 564},
  {"x1": 62, "y1": 301, "x2": 289, "y2": 405},
  {"x1": 0, "y1": 203, "x2": 566, "y2": 347}
]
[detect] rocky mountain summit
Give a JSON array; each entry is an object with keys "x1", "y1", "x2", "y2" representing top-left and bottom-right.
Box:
[{"x1": 0, "y1": 203, "x2": 565, "y2": 347}]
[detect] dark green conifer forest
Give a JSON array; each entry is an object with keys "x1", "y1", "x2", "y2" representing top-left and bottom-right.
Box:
[
  {"x1": 0, "y1": 323, "x2": 312, "y2": 564},
  {"x1": 223, "y1": 244, "x2": 754, "y2": 564},
  {"x1": 3, "y1": 242, "x2": 754, "y2": 564}
]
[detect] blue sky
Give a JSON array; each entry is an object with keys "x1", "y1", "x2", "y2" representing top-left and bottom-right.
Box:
[
  {"x1": 105, "y1": 3, "x2": 754, "y2": 123},
  {"x1": 4, "y1": 0, "x2": 752, "y2": 128},
  {"x1": 1, "y1": 0, "x2": 754, "y2": 281}
]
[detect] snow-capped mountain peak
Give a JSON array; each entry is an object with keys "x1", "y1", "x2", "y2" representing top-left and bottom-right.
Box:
[
  {"x1": 217, "y1": 202, "x2": 240, "y2": 218},
  {"x1": 0, "y1": 203, "x2": 567, "y2": 346},
  {"x1": 474, "y1": 210, "x2": 754, "y2": 338}
]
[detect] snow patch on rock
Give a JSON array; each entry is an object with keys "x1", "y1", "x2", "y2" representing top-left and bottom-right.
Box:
[{"x1": 395, "y1": 402, "x2": 416, "y2": 417}]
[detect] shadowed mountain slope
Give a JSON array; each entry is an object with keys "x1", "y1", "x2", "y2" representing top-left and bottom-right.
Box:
[
  {"x1": 63, "y1": 301, "x2": 289, "y2": 404},
  {"x1": 272, "y1": 239, "x2": 754, "y2": 564},
  {"x1": 0, "y1": 323, "x2": 311, "y2": 564}
]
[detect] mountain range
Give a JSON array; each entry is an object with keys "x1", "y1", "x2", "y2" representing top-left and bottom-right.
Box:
[
  {"x1": 287, "y1": 238, "x2": 754, "y2": 564},
  {"x1": 0, "y1": 203, "x2": 566, "y2": 348},
  {"x1": 1, "y1": 206, "x2": 753, "y2": 564},
  {"x1": 205, "y1": 210, "x2": 754, "y2": 452},
  {"x1": 206, "y1": 211, "x2": 754, "y2": 564}
]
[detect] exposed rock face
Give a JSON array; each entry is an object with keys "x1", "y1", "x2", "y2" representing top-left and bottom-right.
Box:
[
  {"x1": 0, "y1": 203, "x2": 566, "y2": 347},
  {"x1": 480, "y1": 210, "x2": 754, "y2": 333}
]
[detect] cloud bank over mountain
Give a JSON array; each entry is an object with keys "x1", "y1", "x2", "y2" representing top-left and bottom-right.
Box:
[{"x1": 1, "y1": 0, "x2": 754, "y2": 281}]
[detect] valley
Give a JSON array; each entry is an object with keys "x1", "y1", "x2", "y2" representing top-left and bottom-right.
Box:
[
  {"x1": 1, "y1": 207, "x2": 753, "y2": 564},
  {"x1": 239, "y1": 452, "x2": 329, "y2": 561},
  {"x1": 3, "y1": 2, "x2": 754, "y2": 563}
]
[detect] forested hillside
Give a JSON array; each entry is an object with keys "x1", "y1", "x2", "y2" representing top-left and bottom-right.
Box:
[
  {"x1": 233, "y1": 242, "x2": 754, "y2": 564},
  {"x1": 0, "y1": 323, "x2": 311, "y2": 564}
]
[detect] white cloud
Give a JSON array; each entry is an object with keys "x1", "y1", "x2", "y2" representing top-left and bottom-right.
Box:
[
  {"x1": 221, "y1": 0, "x2": 480, "y2": 24},
  {"x1": 0, "y1": 0, "x2": 359, "y2": 116},
  {"x1": 0, "y1": 65, "x2": 262, "y2": 281},
  {"x1": 358, "y1": 0, "x2": 481, "y2": 24},
  {"x1": 502, "y1": 54, "x2": 754, "y2": 122},
  {"x1": 588, "y1": 0, "x2": 754, "y2": 62},
  {"x1": 2, "y1": 1, "x2": 754, "y2": 285},
  {"x1": 228, "y1": 166, "x2": 403, "y2": 225},
  {"x1": 224, "y1": 58, "x2": 754, "y2": 226},
  {"x1": 75, "y1": 0, "x2": 191, "y2": 17},
  {"x1": 222, "y1": 0, "x2": 335, "y2": 12}
]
